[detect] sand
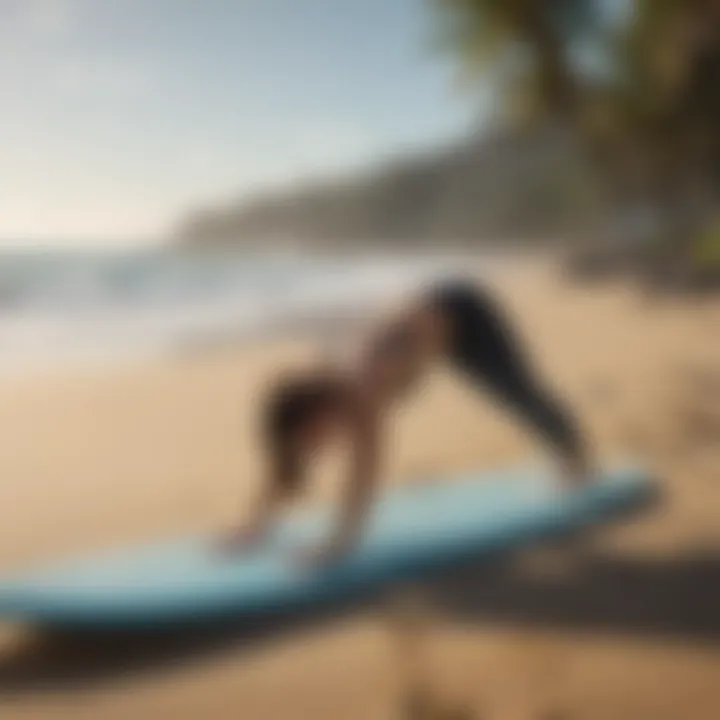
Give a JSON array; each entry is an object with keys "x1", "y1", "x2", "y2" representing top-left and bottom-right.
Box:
[{"x1": 0, "y1": 260, "x2": 719, "y2": 719}]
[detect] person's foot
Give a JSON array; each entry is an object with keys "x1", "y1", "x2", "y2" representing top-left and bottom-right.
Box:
[{"x1": 559, "y1": 454, "x2": 596, "y2": 489}]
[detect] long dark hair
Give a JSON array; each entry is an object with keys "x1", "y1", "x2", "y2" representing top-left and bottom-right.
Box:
[{"x1": 261, "y1": 374, "x2": 344, "y2": 496}]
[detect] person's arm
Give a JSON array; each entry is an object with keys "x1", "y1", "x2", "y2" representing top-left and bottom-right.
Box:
[
  {"x1": 337, "y1": 409, "x2": 382, "y2": 549},
  {"x1": 303, "y1": 403, "x2": 382, "y2": 564},
  {"x1": 221, "y1": 448, "x2": 301, "y2": 553},
  {"x1": 219, "y1": 485, "x2": 277, "y2": 554}
]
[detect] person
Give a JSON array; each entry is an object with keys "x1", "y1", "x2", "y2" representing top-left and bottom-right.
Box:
[{"x1": 222, "y1": 278, "x2": 591, "y2": 564}]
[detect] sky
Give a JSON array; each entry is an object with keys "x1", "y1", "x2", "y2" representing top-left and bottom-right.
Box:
[{"x1": 0, "y1": 0, "x2": 481, "y2": 246}]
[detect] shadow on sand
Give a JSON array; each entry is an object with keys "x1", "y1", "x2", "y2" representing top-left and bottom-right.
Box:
[{"x1": 1, "y1": 544, "x2": 719, "y2": 697}]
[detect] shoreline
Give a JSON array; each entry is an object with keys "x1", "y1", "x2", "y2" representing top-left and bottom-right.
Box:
[{"x1": 0, "y1": 249, "x2": 527, "y2": 386}]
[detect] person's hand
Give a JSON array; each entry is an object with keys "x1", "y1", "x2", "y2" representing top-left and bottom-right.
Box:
[
  {"x1": 292, "y1": 537, "x2": 353, "y2": 571},
  {"x1": 216, "y1": 524, "x2": 267, "y2": 556}
]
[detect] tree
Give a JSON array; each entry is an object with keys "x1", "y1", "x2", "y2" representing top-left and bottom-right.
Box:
[
  {"x1": 432, "y1": 0, "x2": 600, "y2": 121},
  {"x1": 432, "y1": 0, "x2": 720, "y2": 284}
]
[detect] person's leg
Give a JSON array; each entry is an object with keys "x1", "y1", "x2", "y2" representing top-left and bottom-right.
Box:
[
  {"x1": 444, "y1": 284, "x2": 590, "y2": 480},
  {"x1": 487, "y1": 366, "x2": 588, "y2": 476}
]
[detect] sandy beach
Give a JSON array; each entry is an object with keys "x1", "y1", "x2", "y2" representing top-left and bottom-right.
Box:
[{"x1": 1, "y1": 260, "x2": 719, "y2": 719}]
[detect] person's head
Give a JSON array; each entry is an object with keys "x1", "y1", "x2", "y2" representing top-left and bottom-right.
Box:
[{"x1": 261, "y1": 375, "x2": 346, "y2": 496}]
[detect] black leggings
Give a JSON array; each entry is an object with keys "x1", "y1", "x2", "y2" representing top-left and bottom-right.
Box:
[{"x1": 428, "y1": 280, "x2": 584, "y2": 461}]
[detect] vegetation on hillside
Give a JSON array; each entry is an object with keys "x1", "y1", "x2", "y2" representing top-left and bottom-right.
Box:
[{"x1": 176, "y1": 126, "x2": 594, "y2": 248}]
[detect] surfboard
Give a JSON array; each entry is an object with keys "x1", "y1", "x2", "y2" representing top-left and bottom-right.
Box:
[{"x1": 0, "y1": 463, "x2": 655, "y2": 629}]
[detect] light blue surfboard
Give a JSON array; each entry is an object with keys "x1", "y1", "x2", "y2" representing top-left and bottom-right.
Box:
[{"x1": 0, "y1": 463, "x2": 655, "y2": 629}]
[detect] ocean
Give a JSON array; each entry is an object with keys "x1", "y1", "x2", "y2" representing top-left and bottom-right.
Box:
[{"x1": 0, "y1": 248, "x2": 477, "y2": 375}]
